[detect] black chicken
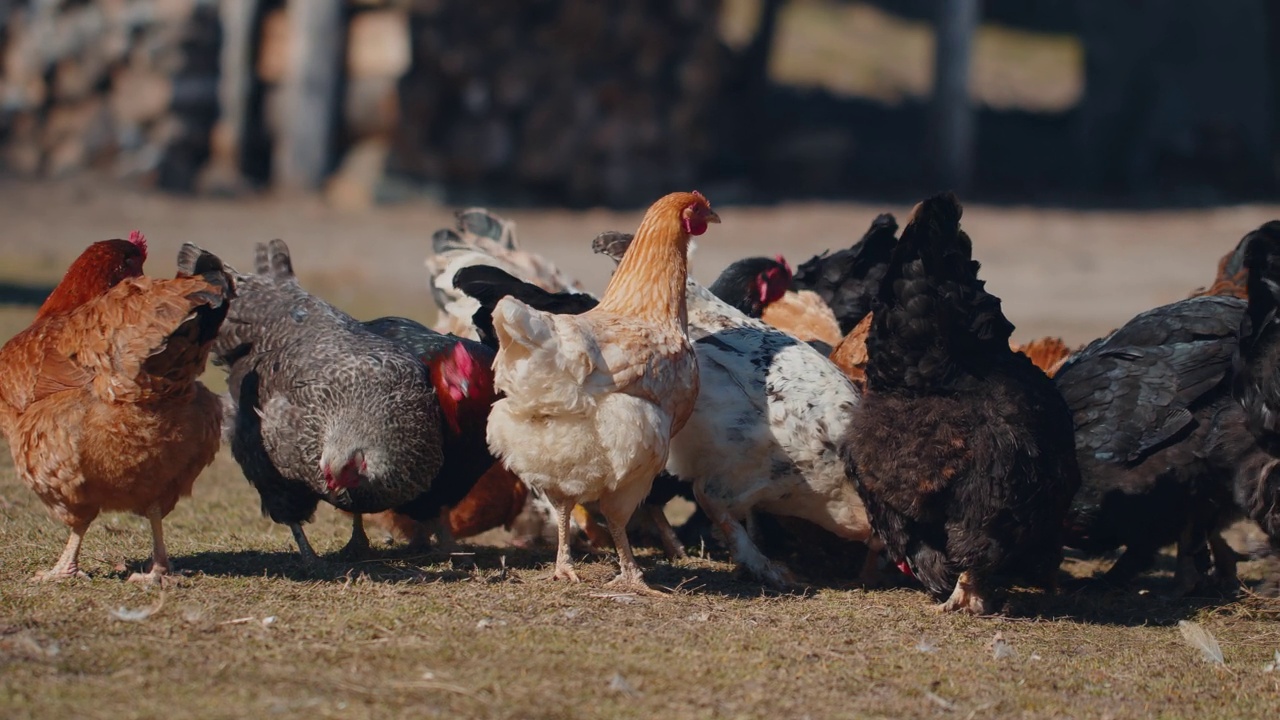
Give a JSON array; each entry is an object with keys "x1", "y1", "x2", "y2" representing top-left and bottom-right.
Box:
[
  {"x1": 841, "y1": 194, "x2": 1080, "y2": 613},
  {"x1": 790, "y1": 213, "x2": 898, "y2": 333},
  {"x1": 1056, "y1": 294, "x2": 1253, "y2": 592},
  {"x1": 1231, "y1": 221, "x2": 1280, "y2": 563}
]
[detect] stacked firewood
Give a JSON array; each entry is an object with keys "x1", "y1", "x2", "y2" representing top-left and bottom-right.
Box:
[
  {"x1": 0, "y1": 0, "x2": 731, "y2": 206},
  {"x1": 0, "y1": 0, "x2": 221, "y2": 191},
  {"x1": 388, "y1": 0, "x2": 729, "y2": 207}
]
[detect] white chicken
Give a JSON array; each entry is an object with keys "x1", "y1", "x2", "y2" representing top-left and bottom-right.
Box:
[
  {"x1": 593, "y1": 237, "x2": 879, "y2": 589},
  {"x1": 485, "y1": 191, "x2": 719, "y2": 593}
]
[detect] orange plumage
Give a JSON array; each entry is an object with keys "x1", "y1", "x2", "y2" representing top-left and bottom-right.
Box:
[
  {"x1": 828, "y1": 313, "x2": 872, "y2": 387},
  {"x1": 1010, "y1": 336, "x2": 1074, "y2": 378},
  {"x1": 760, "y1": 289, "x2": 844, "y2": 346},
  {"x1": 0, "y1": 236, "x2": 231, "y2": 583}
]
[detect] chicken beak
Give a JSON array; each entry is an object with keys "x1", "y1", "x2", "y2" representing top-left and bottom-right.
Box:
[{"x1": 702, "y1": 209, "x2": 721, "y2": 224}]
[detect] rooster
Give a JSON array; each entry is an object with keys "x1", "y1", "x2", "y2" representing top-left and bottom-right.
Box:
[
  {"x1": 485, "y1": 191, "x2": 717, "y2": 593},
  {"x1": 841, "y1": 194, "x2": 1080, "y2": 613},
  {"x1": 0, "y1": 234, "x2": 231, "y2": 583},
  {"x1": 204, "y1": 240, "x2": 443, "y2": 562}
]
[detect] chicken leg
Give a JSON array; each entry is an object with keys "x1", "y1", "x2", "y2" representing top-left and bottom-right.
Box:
[
  {"x1": 31, "y1": 522, "x2": 91, "y2": 582},
  {"x1": 338, "y1": 513, "x2": 372, "y2": 560},
  {"x1": 128, "y1": 507, "x2": 173, "y2": 585},
  {"x1": 599, "y1": 486, "x2": 665, "y2": 597},
  {"x1": 288, "y1": 522, "x2": 321, "y2": 565},
  {"x1": 551, "y1": 496, "x2": 581, "y2": 582}
]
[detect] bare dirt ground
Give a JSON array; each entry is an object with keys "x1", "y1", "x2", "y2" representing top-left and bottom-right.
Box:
[
  {"x1": 2, "y1": 178, "x2": 1280, "y2": 719},
  {"x1": 2, "y1": 177, "x2": 1276, "y2": 343}
]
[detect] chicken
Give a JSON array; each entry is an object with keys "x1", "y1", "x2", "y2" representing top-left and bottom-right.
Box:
[
  {"x1": 840, "y1": 194, "x2": 1081, "y2": 613},
  {"x1": 355, "y1": 315, "x2": 510, "y2": 548},
  {"x1": 828, "y1": 314, "x2": 872, "y2": 387},
  {"x1": 594, "y1": 234, "x2": 876, "y2": 588},
  {"x1": 1190, "y1": 232, "x2": 1251, "y2": 300},
  {"x1": 1230, "y1": 221, "x2": 1280, "y2": 565},
  {"x1": 760, "y1": 289, "x2": 843, "y2": 348},
  {"x1": 458, "y1": 249, "x2": 706, "y2": 558},
  {"x1": 697, "y1": 252, "x2": 843, "y2": 347},
  {"x1": 1011, "y1": 336, "x2": 1074, "y2": 378},
  {"x1": 363, "y1": 464, "x2": 529, "y2": 545},
  {"x1": 452, "y1": 265, "x2": 599, "y2": 351},
  {"x1": 485, "y1": 191, "x2": 716, "y2": 593},
  {"x1": 426, "y1": 207, "x2": 588, "y2": 339},
  {"x1": 791, "y1": 213, "x2": 898, "y2": 333},
  {"x1": 0, "y1": 234, "x2": 231, "y2": 583},
  {"x1": 206, "y1": 239, "x2": 444, "y2": 561},
  {"x1": 1057, "y1": 294, "x2": 1255, "y2": 592},
  {"x1": 706, "y1": 255, "x2": 791, "y2": 318}
]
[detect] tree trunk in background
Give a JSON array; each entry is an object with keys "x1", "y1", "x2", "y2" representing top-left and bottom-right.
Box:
[
  {"x1": 930, "y1": 0, "x2": 980, "y2": 192},
  {"x1": 274, "y1": 0, "x2": 343, "y2": 192}
]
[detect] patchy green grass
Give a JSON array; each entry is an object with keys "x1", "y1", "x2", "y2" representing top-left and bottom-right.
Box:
[{"x1": 1, "y1": 303, "x2": 1279, "y2": 720}]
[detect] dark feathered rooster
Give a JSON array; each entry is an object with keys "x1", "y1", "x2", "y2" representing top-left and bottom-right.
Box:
[{"x1": 840, "y1": 194, "x2": 1080, "y2": 613}]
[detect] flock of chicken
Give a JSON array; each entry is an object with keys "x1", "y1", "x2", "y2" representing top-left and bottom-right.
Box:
[{"x1": 2, "y1": 189, "x2": 1279, "y2": 615}]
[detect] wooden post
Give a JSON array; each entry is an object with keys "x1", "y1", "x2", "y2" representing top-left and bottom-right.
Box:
[
  {"x1": 930, "y1": 0, "x2": 980, "y2": 192},
  {"x1": 274, "y1": 0, "x2": 344, "y2": 192},
  {"x1": 198, "y1": 0, "x2": 259, "y2": 193}
]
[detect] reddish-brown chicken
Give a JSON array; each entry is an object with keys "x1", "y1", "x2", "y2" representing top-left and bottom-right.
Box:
[
  {"x1": 0, "y1": 235, "x2": 231, "y2": 583},
  {"x1": 828, "y1": 313, "x2": 873, "y2": 387}
]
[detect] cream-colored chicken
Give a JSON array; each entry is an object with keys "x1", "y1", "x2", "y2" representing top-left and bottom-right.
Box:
[{"x1": 486, "y1": 191, "x2": 717, "y2": 593}]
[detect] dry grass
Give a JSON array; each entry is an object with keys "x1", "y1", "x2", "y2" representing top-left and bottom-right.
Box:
[{"x1": 0, "y1": 303, "x2": 1279, "y2": 719}]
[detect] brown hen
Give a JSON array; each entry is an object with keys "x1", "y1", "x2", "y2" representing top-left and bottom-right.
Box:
[{"x1": 0, "y1": 236, "x2": 231, "y2": 583}]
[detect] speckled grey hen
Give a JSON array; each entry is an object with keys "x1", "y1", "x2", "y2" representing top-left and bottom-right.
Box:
[{"x1": 194, "y1": 239, "x2": 443, "y2": 561}]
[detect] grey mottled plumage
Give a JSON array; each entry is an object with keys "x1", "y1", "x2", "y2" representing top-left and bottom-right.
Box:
[{"x1": 196, "y1": 239, "x2": 443, "y2": 559}]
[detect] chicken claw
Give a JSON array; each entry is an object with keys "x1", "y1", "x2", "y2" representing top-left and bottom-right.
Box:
[
  {"x1": 935, "y1": 571, "x2": 993, "y2": 614},
  {"x1": 31, "y1": 526, "x2": 91, "y2": 582}
]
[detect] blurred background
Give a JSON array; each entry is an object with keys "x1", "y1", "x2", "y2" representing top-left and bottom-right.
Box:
[
  {"x1": 1, "y1": 0, "x2": 1275, "y2": 208},
  {"x1": 0, "y1": 0, "x2": 1277, "y2": 342}
]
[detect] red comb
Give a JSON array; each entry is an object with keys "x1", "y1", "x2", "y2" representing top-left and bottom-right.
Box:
[
  {"x1": 692, "y1": 190, "x2": 706, "y2": 202},
  {"x1": 774, "y1": 254, "x2": 792, "y2": 276},
  {"x1": 128, "y1": 230, "x2": 148, "y2": 257}
]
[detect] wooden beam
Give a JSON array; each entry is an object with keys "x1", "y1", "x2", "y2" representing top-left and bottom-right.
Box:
[
  {"x1": 198, "y1": 0, "x2": 258, "y2": 193},
  {"x1": 930, "y1": 0, "x2": 980, "y2": 192},
  {"x1": 273, "y1": 0, "x2": 344, "y2": 192}
]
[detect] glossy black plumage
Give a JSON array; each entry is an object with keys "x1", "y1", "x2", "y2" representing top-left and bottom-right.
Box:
[
  {"x1": 1057, "y1": 295, "x2": 1253, "y2": 589},
  {"x1": 790, "y1": 213, "x2": 897, "y2": 333}
]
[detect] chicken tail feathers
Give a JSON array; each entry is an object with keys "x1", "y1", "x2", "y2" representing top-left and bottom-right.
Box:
[
  {"x1": 864, "y1": 193, "x2": 1015, "y2": 392},
  {"x1": 454, "y1": 265, "x2": 599, "y2": 350}
]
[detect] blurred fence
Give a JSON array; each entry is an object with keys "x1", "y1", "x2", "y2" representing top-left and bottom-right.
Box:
[{"x1": 0, "y1": 0, "x2": 1275, "y2": 207}]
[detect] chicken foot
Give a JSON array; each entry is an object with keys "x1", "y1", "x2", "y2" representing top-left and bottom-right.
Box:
[
  {"x1": 337, "y1": 513, "x2": 372, "y2": 560},
  {"x1": 127, "y1": 507, "x2": 175, "y2": 585},
  {"x1": 600, "y1": 490, "x2": 664, "y2": 597},
  {"x1": 935, "y1": 571, "x2": 992, "y2": 614},
  {"x1": 31, "y1": 522, "x2": 91, "y2": 582}
]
